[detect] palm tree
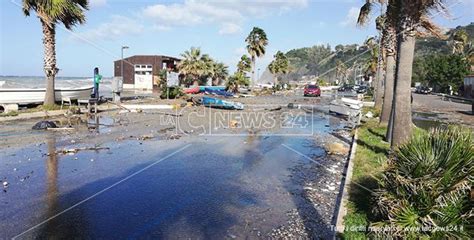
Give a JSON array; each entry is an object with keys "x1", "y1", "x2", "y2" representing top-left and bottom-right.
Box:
[
  {"x1": 389, "y1": 0, "x2": 446, "y2": 147},
  {"x1": 268, "y1": 51, "x2": 290, "y2": 85},
  {"x1": 380, "y1": 12, "x2": 397, "y2": 127},
  {"x1": 450, "y1": 29, "x2": 469, "y2": 54},
  {"x1": 245, "y1": 27, "x2": 268, "y2": 86},
  {"x1": 211, "y1": 62, "x2": 229, "y2": 86},
  {"x1": 237, "y1": 55, "x2": 252, "y2": 74},
  {"x1": 178, "y1": 47, "x2": 208, "y2": 86},
  {"x1": 22, "y1": 0, "x2": 88, "y2": 106},
  {"x1": 358, "y1": 0, "x2": 386, "y2": 110},
  {"x1": 363, "y1": 37, "x2": 379, "y2": 79}
]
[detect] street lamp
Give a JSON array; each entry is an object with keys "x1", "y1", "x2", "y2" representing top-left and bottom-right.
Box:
[
  {"x1": 115, "y1": 45, "x2": 129, "y2": 103},
  {"x1": 121, "y1": 45, "x2": 129, "y2": 81}
]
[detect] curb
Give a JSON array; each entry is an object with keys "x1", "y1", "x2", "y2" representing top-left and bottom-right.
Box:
[
  {"x1": 0, "y1": 104, "x2": 117, "y2": 123},
  {"x1": 334, "y1": 127, "x2": 359, "y2": 236}
]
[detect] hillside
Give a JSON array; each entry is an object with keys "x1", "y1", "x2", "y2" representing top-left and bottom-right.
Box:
[{"x1": 284, "y1": 22, "x2": 473, "y2": 83}]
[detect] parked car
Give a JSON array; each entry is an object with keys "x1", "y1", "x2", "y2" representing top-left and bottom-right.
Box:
[
  {"x1": 304, "y1": 84, "x2": 321, "y2": 97},
  {"x1": 357, "y1": 86, "x2": 369, "y2": 94},
  {"x1": 415, "y1": 86, "x2": 431, "y2": 94},
  {"x1": 338, "y1": 85, "x2": 354, "y2": 92}
]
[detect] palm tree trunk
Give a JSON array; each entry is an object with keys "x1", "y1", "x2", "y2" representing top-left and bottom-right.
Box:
[
  {"x1": 380, "y1": 54, "x2": 396, "y2": 124},
  {"x1": 251, "y1": 56, "x2": 256, "y2": 87},
  {"x1": 41, "y1": 20, "x2": 58, "y2": 106},
  {"x1": 391, "y1": 33, "x2": 415, "y2": 147},
  {"x1": 374, "y1": 58, "x2": 384, "y2": 110}
]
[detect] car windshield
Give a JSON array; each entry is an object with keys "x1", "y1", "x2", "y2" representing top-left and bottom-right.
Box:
[{"x1": 307, "y1": 85, "x2": 318, "y2": 89}]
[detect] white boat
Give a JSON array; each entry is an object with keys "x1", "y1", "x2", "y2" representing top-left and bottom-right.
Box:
[
  {"x1": 0, "y1": 86, "x2": 93, "y2": 104},
  {"x1": 329, "y1": 97, "x2": 363, "y2": 117}
]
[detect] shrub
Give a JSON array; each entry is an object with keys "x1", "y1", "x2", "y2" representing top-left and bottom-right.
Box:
[
  {"x1": 160, "y1": 87, "x2": 184, "y2": 99},
  {"x1": 372, "y1": 126, "x2": 473, "y2": 238}
]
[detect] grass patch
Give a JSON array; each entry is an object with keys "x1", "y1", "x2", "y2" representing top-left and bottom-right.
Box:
[
  {"x1": 0, "y1": 104, "x2": 73, "y2": 118},
  {"x1": 343, "y1": 115, "x2": 390, "y2": 239},
  {"x1": 0, "y1": 111, "x2": 19, "y2": 117}
]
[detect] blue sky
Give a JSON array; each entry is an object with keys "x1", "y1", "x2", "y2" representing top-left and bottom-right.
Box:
[{"x1": 1, "y1": 0, "x2": 473, "y2": 77}]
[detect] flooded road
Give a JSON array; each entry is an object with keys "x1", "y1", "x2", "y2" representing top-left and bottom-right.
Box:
[{"x1": 0, "y1": 103, "x2": 349, "y2": 239}]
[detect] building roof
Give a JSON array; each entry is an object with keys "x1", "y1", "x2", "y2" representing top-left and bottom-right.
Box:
[{"x1": 114, "y1": 55, "x2": 180, "y2": 63}]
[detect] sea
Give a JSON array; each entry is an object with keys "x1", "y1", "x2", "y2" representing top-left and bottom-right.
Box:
[{"x1": 0, "y1": 76, "x2": 113, "y2": 95}]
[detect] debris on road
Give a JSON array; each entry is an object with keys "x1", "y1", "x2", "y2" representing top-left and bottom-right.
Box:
[
  {"x1": 55, "y1": 146, "x2": 110, "y2": 155},
  {"x1": 32, "y1": 121, "x2": 57, "y2": 130}
]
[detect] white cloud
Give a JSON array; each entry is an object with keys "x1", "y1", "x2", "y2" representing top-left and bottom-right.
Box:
[
  {"x1": 89, "y1": 0, "x2": 107, "y2": 8},
  {"x1": 219, "y1": 23, "x2": 243, "y2": 35},
  {"x1": 75, "y1": 15, "x2": 144, "y2": 41},
  {"x1": 340, "y1": 7, "x2": 360, "y2": 27},
  {"x1": 142, "y1": 0, "x2": 309, "y2": 34}
]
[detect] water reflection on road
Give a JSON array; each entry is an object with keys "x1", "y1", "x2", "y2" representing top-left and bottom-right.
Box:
[{"x1": 0, "y1": 114, "x2": 343, "y2": 239}]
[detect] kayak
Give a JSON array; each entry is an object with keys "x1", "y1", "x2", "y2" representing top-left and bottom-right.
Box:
[{"x1": 201, "y1": 97, "x2": 244, "y2": 110}]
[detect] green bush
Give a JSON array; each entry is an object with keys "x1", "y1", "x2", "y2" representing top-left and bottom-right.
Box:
[
  {"x1": 160, "y1": 87, "x2": 184, "y2": 99},
  {"x1": 372, "y1": 126, "x2": 473, "y2": 238}
]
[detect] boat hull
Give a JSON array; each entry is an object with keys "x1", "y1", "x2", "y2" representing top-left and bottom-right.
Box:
[
  {"x1": 0, "y1": 86, "x2": 93, "y2": 104},
  {"x1": 201, "y1": 97, "x2": 244, "y2": 110}
]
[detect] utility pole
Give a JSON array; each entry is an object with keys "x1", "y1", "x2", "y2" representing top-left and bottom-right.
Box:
[{"x1": 115, "y1": 45, "x2": 129, "y2": 103}]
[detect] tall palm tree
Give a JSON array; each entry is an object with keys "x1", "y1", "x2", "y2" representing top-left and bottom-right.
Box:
[
  {"x1": 268, "y1": 51, "x2": 290, "y2": 85},
  {"x1": 390, "y1": 0, "x2": 446, "y2": 147},
  {"x1": 358, "y1": 1, "x2": 386, "y2": 110},
  {"x1": 245, "y1": 27, "x2": 268, "y2": 86},
  {"x1": 22, "y1": 0, "x2": 88, "y2": 106}
]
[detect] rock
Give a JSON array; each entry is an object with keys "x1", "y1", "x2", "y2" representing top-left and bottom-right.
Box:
[
  {"x1": 325, "y1": 142, "x2": 349, "y2": 155},
  {"x1": 365, "y1": 111, "x2": 374, "y2": 118}
]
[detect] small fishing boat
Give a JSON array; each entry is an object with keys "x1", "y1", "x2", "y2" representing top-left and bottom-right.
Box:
[
  {"x1": 203, "y1": 87, "x2": 234, "y2": 97},
  {"x1": 183, "y1": 87, "x2": 200, "y2": 94},
  {"x1": 0, "y1": 86, "x2": 93, "y2": 104},
  {"x1": 198, "y1": 86, "x2": 226, "y2": 92},
  {"x1": 201, "y1": 96, "x2": 244, "y2": 110}
]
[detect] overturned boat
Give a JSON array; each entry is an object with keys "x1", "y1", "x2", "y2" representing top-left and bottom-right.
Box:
[
  {"x1": 329, "y1": 97, "x2": 363, "y2": 117},
  {"x1": 201, "y1": 96, "x2": 244, "y2": 110},
  {"x1": 0, "y1": 86, "x2": 93, "y2": 104}
]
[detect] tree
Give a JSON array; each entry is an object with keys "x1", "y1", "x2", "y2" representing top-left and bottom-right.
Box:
[
  {"x1": 22, "y1": 0, "x2": 88, "y2": 106},
  {"x1": 178, "y1": 47, "x2": 211, "y2": 86},
  {"x1": 389, "y1": 0, "x2": 447, "y2": 147},
  {"x1": 335, "y1": 60, "x2": 348, "y2": 84},
  {"x1": 424, "y1": 54, "x2": 470, "y2": 93},
  {"x1": 211, "y1": 62, "x2": 229, "y2": 86},
  {"x1": 237, "y1": 55, "x2": 252, "y2": 74},
  {"x1": 245, "y1": 27, "x2": 268, "y2": 85},
  {"x1": 358, "y1": 1, "x2": 386, "y2": 111},
  {"x1": 450, "y1": 29, "x2": 469, "y2": 54},
  {"x1": 363, "y1": 37, "x2": 379, "y2": 79},
  {"x1": 268, "y1": 51, "x2": 290, "y2": 85}
]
